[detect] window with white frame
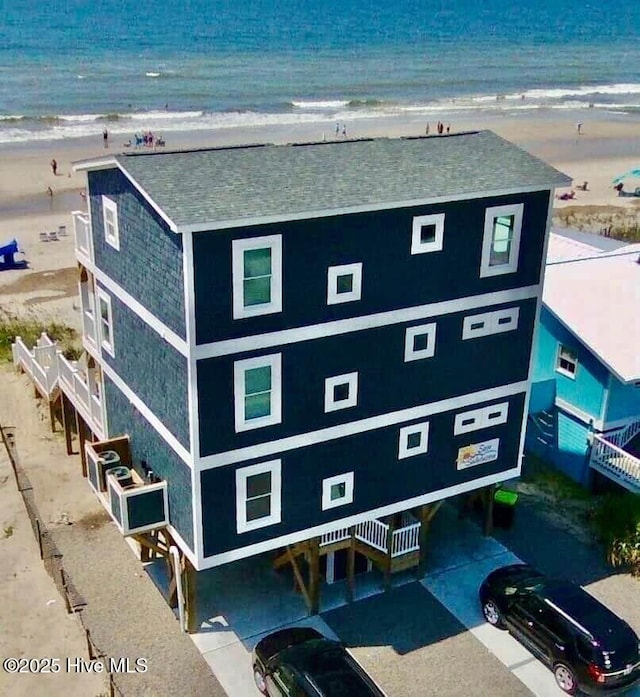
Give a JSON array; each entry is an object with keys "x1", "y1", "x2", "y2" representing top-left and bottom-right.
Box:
[
  {"x1": 462, "y1": 307, "x2": 519, "y2": 340},
  {"x1": 232, "y1": 235, "x2": 282, "y2": 319},
  {"x1": 327, "y1": 263, "x2": 362, "y2": 305},
  {"x1": 96, "y1": 288, "x2": 114, "y2": 356},
  {"x1": 102, "y1": 196, "x2": 120, "y2": 250},
  {"x1": 454, "y1": 402, "x2": 509, "y2": 435},
  {"x1": 411, "y1": 213, "x2": 445, "y2": 254},
  {"x1": 480, "y1": 204, "x2": 523, "y2": 277},
  {"x1": 322, "y1": 472, "x2": 354, "y2": 510},
  {"x1": 234, "y1": 354, "x2": 282, "y2": 432},
  {"x1": 404, "y1": 323, "x2": 437, "y2": 362},
  {"x1": 556, "y1": 345, "x2": 578, "y2": 379},
  {"x1": 398, "y1": 422, "x2": 430, "y2": 459},
  {"x1": 324, "y1": 372, "x2": 358, "y2": 412},
  {"x1": 236, "y1": 460, "x2": 281, "y2": 533}
]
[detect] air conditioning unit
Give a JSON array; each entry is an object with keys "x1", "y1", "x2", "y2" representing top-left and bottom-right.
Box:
[
  {"x1": 105, "y1": 465, "x2": 133, "y2": 489},
  {"x1": 97, "y1": 450, "x2": 121, "y2": 490}
]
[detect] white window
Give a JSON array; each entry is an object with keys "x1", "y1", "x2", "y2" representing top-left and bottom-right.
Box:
[
  {"x1": 398, "y1": 422, "x2": 430, "y2": 459},
  {"x1": 327, "y1": 263, "x2": 362, "y2": 305},
  {"x1": 462, "y1": 307, "x2": 519, "y2": 340},
  {"x1": 232, "y1": 235, "x2": 282, "y2": 319},
  {"x1": 102, "y1": 196, "x2": 120, "y2": 251},
  {"x1": 454, "y1": 402, "x2": 509, "y2": 435},
  {"x1": 411, "y1": 213, "x2": 445, "y2": 254},
  {"x1": 96, "y1": 288, "x2": 114, "y2": 356},
  {"x1": 322, "y1": 472, "x2": 354, "y2": 510},
  {"x1": 404, "y1": 323, "x2": 437, "y2": 362},
  {"x1": 236, "y1": 460, "x2": 281, "y2": 533},
  {"x1": 556, "y1": 345, "x2": 578, "y2": 379},
  {"x1": 324, "y1": 372, "x2": 358, "y2": 412},
  {"x1": 234, "y1": 354, "x2": 282, "y2": 432},
  {"x1": 480, "y1": 204, "x2": 523, "y2": 277}
]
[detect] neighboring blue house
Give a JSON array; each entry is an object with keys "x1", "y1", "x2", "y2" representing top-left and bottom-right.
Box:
[
  {"x1": 527, "y1": 231, "x2": 640, "y2": 493},
  {"x1": 56, "y1": 131, "x2": 568, "y2": 598}
]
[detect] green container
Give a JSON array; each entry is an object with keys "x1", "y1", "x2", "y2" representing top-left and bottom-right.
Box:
[{"x1": 494, "y1": 489, "x2": 519, "y2": 506}]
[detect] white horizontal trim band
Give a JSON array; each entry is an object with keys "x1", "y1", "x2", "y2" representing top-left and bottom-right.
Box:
[
  {"x1": 200, "y1": 381, "x2": 528, "y2": 470},
  {"x1": 195, "y1": 286, "x2": 538, "y2": 360},
  {"x1": 198, "y1": 467, "x2": 520, "y2": 568},
  {"x1": 77, "y1": 250, "x2": 188, "y2": 356}
]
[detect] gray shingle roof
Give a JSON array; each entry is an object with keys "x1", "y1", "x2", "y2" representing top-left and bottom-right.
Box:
[{"x1": 112, "y1": 131, "x2": 570, "y2": 231}]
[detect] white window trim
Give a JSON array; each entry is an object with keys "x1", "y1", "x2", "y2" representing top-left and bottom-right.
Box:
[
  {"x1": 322, "y1": 472, "x2": 354, "y2": 510},
  {"x1": 327, "y1": 263, "x2": 363, "y2": 305},
  {"x1": 96, "y1": 287, "x2": 115, "y2": 357},
  {"x1": 404, "y1": 323, "x2": 437, "y2": 362},
  {"x1": 232, "y1": 235, "x2": 282, "y2": 319},
  {"x1": 234, "y1": 354, "x2": 282, "y2": 432},
  {"x1": 454, "y1": 402, "x2": 509, "y2": 435},
  {"x1": 324, "y1": 372, "x2": 359, "y2": 413},
  {"x1": 236, "y1": 460, "x2": 281, "y2": 533},
  {"x1": 480, "y1": 203, "x2": 523, "y2": 277},
  {"x1": 102, "y1": 195, "x2": 120, "y2": 251},
  {"x1": 556, "y1": 344, "x2": 578, "y2": 380},
  {"x1": 411, "y1": 213, "x2": 445, "y2": 254},
  {"x1": 462, "y1": 307, "x2": 519, "y2": 340},
  {"x1": 398, "y1": 421, "x2": 430, "y2": 459}
]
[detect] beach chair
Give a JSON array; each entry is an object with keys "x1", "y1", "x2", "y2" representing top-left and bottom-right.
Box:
[
  {"x1": 58, "y1": 225, "x2": 67, "y2": 237},
  {"x1": 48, "y1": 230, "x2": 59, "y2": 242},
  {"x1": 39, "y1": 232, "x2": 50, "y2": 242}
]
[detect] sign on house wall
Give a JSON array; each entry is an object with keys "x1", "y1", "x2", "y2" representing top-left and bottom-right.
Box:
[{"x1": 456, "y1": 438, "x2": 500, "y2": 470}]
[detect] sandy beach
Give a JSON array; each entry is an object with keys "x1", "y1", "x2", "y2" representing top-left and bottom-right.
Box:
[{"x1": 1, "y1": 112, "x2": 640, "y2": 329}]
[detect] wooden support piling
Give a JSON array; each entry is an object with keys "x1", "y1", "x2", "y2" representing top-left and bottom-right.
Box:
[
  {"x1": 482, "y1": 485, "x2": 495, "y2": 537},
  {"x1": 308, "y1": 538, "x2": 321, "y2": 615},
  {"x1": 185, "y1": 557, "x2": 199, "y2": 633},
  {"x1": 60, "y1": 393, "x2": 75, "y2": 455}
]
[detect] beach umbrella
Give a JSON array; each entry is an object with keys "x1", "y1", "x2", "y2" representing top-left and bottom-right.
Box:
[{"x1": 612, "y1": 168, "x2": 640, "y2": 184}]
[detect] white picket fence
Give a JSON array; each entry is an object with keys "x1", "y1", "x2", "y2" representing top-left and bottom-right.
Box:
[{"x1": 11, "y1": 334, "x2": 59, "y2": 395}]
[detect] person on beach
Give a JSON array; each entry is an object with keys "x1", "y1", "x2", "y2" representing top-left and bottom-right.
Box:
[
  {"x1": 46, "y1": 186, "x2": 53, "y2": 197},
  {"x1": 335, "y1": 122, "x2": 340, "y2": 137},
  {"x1": 50, "y1": 159, "x2": 57, "y2": 175},
  {"x1": 103, "y1": 127, "x2": 109, "y2": 148},
  {"x1": 342, "y1": 125, "x2": 347, "y2": 138},
  {"x1": 425, "y1": 123, "x2": 430, "y2": 135},
  {"x1": 576, "y1": 122, "x2": 583, "y2": 135}
]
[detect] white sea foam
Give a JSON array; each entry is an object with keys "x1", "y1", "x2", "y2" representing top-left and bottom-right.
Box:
[
  {"x1": 145, "y1": 72, "x2": 161, "y2": 78},
  {"x1": 292, "y1": 100, "x2": 350, "y2": 109},
  {"x1": 128, "y1": 110, "x2": 203, "y2": 121}
]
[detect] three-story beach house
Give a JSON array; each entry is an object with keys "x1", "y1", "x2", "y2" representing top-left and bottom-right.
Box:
[{"x1": 17, "y1": 132, "x2": 569, "y2": 609}]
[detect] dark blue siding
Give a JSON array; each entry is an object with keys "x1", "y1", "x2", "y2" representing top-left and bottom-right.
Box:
[
  {"x1": 197, "y1": 298, "x2": 536, "y2": 456},
  {"x1": 104, "y1": 376, "x2": 194, "y2": 551},
  {"x1": 193, "y1": 191, "x2": 550, "y2": 344},
  {"x1": 200, "y1": 393, "x2": 525, "y2": 557},
  {"x1": 98, "y1": 284, "x2": 189, "y2": 449},
  {"x1": 88, "y1": 168, "x2": 186, "y2": 339}
]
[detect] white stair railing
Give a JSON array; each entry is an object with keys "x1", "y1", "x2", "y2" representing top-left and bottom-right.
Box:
[
  {"x1": 355, "y1": 519, "x2": 389, "y2": 553},
  {"x1": 604, "y1": 419, "x2": 640, "y2": 449},
  {"x1": 391, "y1": 522, "x2": 421, "y2": 557},
  {"x1": 320, "y1": 528, "x2": 350, "y2": 547}
]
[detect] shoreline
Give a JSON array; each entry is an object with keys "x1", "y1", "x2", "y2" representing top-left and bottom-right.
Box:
[
  {"x1": 2, "y1": 110, "x2": 640, "y2": 208},
  {"x1": 1, "y1": 109, "x2": 639, "y2": 332}
]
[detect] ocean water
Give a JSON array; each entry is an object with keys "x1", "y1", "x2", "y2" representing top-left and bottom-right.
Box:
[{"x1": 1, "y1": 0, "x2": 640, "y2": 143}]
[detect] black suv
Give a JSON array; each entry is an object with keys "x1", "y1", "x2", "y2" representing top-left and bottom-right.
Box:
[
  {"x1": 252, "y1": 626, "x2": 386, "y2": 696},
  {"x1": 479, "y1": 564, "x2": 640, "y2": 695}
]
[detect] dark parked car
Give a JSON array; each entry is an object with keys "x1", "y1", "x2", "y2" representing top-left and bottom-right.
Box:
[
  {"x1": 252, "y1": 626, "x2": 387, "y2": 696},
  {"x1": 479, "y1": 564, "x2": 640, "y2": 695}
]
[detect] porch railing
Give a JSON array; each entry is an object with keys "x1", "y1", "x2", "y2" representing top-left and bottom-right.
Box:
[
  {"x1": 320, "y1": 516, "x2": 421, "y2": 558},
  {"x1": 12, "y1": 334, "x2": 59, "y2": 396},
  {"x1": 589, "y1": 434, "x2": 640, "y2": 493}
]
